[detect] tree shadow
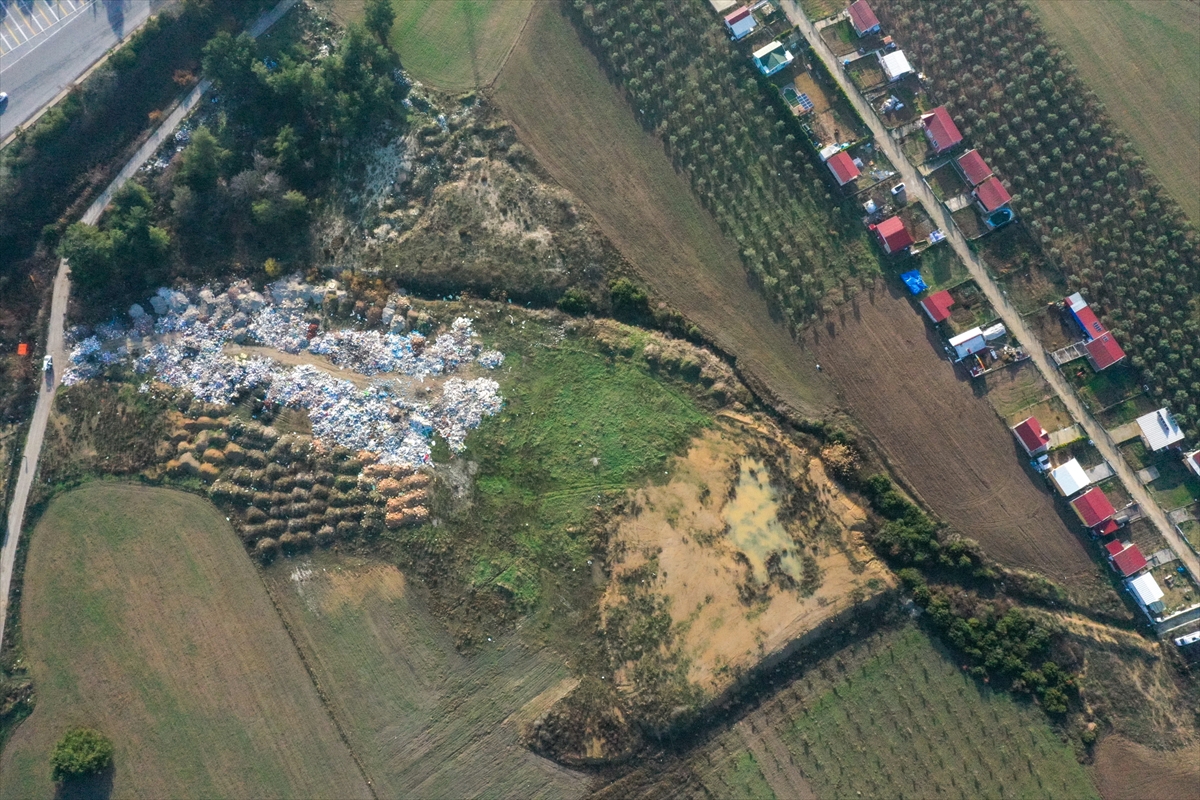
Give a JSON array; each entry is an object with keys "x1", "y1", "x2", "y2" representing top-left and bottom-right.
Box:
[
  {"x1": 54, "y1": 767, "x2": 114, "y2": 800},
  {"x1": 103, "y1": 0, "x2": 125, "y2": 39}
]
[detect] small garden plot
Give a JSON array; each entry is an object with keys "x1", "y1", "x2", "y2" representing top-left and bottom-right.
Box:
[
  {"x1": 799, "y1": 0, "x2": 841, "y2": 21},
  {"x1": 847, "y1": 57, "x2": 885, "y2": 90},
  {"x1": 820, "y1": 19, "x2": 860, "y2": 57},
  {"x1": 1097, "y1": 393, "x2": 1158, "y2": 430},
  {"x1": 1146, "y1": 458, "x2": 1200, "y2": 512},
  {"x1": 1177, "y1": 512, "x2": 1200, "y2": 551},
  {"x1": 1066, "y1": 361, "x2": 1142, "y2": 411},
  {"x1": 1148, "y1": 562, "x2": 1198, "y2": 618},
  {"x1": 1099, "y1": 477, "x2": 1133, "y2": 512},
  {"x1": 898, "y1": 130, "x2": 934, "y2": 164},
  {"x1": 912, "y1": 241, "x2": 966, "y2": 291},
  {"x1": 896, "y1": 198, "x2": 936, "y2": 241},
  {"x1": 1008, "y1": 397, "x2": 1073, "y2": 433},
  {"x1": 998, "y1": 261, "x2": 1070, "y2": 315},
  {"x1": 1025, "y1": 305, "x2": 1084, "y2": 352},
  {"x1": 1050, "y1": 439, "x2": 1105, "y2": 471},
  {"x1": 793, "y1": 66, "x2": 868, "y2": 146},
  {"x1": 951, "y1": 205, "x2": 985, "y2": 239},
  {"x1": 944, "y1": 280, "x2": 996, "y2": 334},
  {"x1": 874, "y1": 77, "x2": 926, "y2": 128},
  {"x1": 979, "y1": 361, "x2": 1061, "y2": 422},
  {"x1": 924, "y1": 160, "x2": 968, "y2": 202}
]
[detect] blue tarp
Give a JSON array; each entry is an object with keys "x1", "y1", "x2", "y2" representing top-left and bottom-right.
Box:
[{"x1": 900, "y1": 270, "x2": 927, "y2": 295}]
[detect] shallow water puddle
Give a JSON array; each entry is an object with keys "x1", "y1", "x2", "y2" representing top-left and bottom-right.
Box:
[{"x1": 722, "y1": 458, "x2": 803, "y2": 582}]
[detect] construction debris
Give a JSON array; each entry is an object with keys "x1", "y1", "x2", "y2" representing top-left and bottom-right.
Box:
[{"x1": 63, "y1": 276, "x2": 505, "y2": 466}]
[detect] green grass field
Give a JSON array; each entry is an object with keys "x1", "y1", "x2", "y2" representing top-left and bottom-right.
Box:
[
  {"x1": 0, "y1": 484, "x2": 369, "y2": 799},
  {"x1": 775, "y1": 627, "x2": 1097, "y2": 799},
  {"x1": 264, "y1": 553, "x2": 591, "y2": 798},
  {"x1": 330, "y1": 0, "x2": 534, "y2": 90},
  {"x1": 1029, "y1": 0, "x2": 1200, "y2": 222},
  {"x1": 403, "y1": 315, "x2": 710, "y2": 617}
]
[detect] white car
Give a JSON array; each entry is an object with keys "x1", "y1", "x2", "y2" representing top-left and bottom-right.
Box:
[
  {"x1": 42, "y1": 354, "x2": 52, "y2": 373},
  {"x1": 0, "y1": 92, "x2": 8, "y2": 113}
]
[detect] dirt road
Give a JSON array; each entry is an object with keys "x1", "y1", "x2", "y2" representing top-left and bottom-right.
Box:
[
  {"x1": 0, "y1": 0, "x2": 300, "y2": 658},
  {"x1": 784, "y1": 0, "x2": 1200, "y2": 588}
]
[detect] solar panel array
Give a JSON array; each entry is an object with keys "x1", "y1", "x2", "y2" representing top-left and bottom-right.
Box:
[{"x1": 797, "y1": 92, "x2": 814, "y2": 111}]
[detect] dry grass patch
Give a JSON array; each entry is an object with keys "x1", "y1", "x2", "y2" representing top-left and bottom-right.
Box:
[
  {"x1": 1029, "y1": 0, "x2": 1200, "y2": 222},
  {"x1": 0, "y1": 484, "x2": 369, "y2": 799}
]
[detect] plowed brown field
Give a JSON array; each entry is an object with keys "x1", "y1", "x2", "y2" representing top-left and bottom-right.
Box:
[
  {"x1": 812, "y1": 282, "x2": 1100, "y2": 582},
  {"x1": 1092, "y1": 736, "x2": 1200, "y2": 800}
]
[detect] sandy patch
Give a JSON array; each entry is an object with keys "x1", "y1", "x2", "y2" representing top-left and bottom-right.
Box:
[{"x1": 605, "y1": 415, "x2": 893, "y2": 694}]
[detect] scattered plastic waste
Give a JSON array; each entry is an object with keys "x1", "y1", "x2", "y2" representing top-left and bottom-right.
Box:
[{"x1": 63, "y1": 276, "x2": 505, "y2": 466}]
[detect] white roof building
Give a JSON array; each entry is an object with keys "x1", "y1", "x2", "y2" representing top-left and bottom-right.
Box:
[
  {"x1": 880, "y1": 50, "x2": 913, "y2": 81},
  {"x1": 1049, "y1": 458, "x2": 1090, "y2": 497},
  {"x1": 1128, "y1": 572, "x2": 1165, "y2": 614},
  {"x1": 949, "y1": 327, "x2": 987, "y2": 360},
  {"x1": 1136, "y1": 408, "x2": 1184, "y2": 452},
  {"x1": 1185, "y1": 450, "x2": 1200, "y2": 478}
]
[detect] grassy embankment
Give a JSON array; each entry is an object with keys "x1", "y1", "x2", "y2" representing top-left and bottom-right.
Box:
[
  {"x1": 494, "y1": 0, "x2": 834, "y2": 421},
  {"x1": 327, "y1": 0, "x2": 534, "y2": 90},
  {"x1": 391, "y1": 310, "x2": 714, "y2": 643},
  {"x1": 0, "y1": 484, "x2": 369, "y2": 799},
  {"x1": 1028, "y1": 0, "x2": 1200, "y2": 222}
]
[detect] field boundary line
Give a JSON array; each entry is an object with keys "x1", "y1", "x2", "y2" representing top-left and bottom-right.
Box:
[
  {"x1": 483, "y1": 2, "x2": 535, "y2": 90},
  {"x1": 258, "y1": 570, "x2": 379, "y2": 798}
]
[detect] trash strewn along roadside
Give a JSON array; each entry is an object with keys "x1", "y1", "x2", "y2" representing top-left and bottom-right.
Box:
[{"x1": 64, "y1": 276, "x2": 504, "y2": 465}]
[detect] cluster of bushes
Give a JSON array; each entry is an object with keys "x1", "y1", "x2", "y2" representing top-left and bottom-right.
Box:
[
  {"x1": 0, "y1": 0, "x2": 268, "y2": 275},
  {"x1": 875, "y1": 0, "x2": 1200, "y2": 435},
  {"x1": 897, "y1": 570, "x2": 1076, "y2": 713},
  {"x1": 50, "y1": 727, "x2": 113, "y2": 782},
  {"x1": 858, "y1": 473, "x2": 991, "y2": 580},
  {"x1": 567, "y1": 0, "x2": 878, "y2": 325}
]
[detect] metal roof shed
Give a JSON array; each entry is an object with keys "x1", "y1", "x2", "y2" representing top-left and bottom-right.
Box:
[
  {"x1": 880, "y1": 50, "x2": 912, "y2": 81},
  {"x1": 1128, "y1": 572, "x2": 1165, "y2": 613},
  {"x1": 1049, "y1": 458, "x2": 1090, "y2": 497},
  {"x1": 948, "y1": 327, "x2": 986, "y2": 360},
  {"x1": 1136, "y1": 408, "x2": 1184, "y2": 452}
]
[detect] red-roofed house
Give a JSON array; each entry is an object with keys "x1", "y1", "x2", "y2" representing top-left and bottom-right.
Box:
[
  {"x1": 724, "y1": 7, "x2": 757, "y2": 40},
  {"x1": 827, "y1": 150, "x2": 860, "y2": 186},
  {"x1": 847, "y1": 0, "x2": 881, "y2": 36},
  {"x1": 871, "y1": 216, "x2": 914, "y2": 254},
  {"x1": 921, "y1": 107, "x2": 963, "y2": 154},
  {"x1": 1186, "y1": 450, "x2": 1200, "y2": 478},
  {"x1": 1104, "y1": 539, "x2": 1126, "y2": 557},
  {"x1": 973, "y1": 176, "x2": 1012, "y2": 213},
  {"x1": 955, "y1": 150, "x2": 992, "y2": 186},
  {"x1": 1071, "y1": 487, "x2": 1116, "y2": 529},
  {"x1": 1011, "y1": 417, "x2": 1050, "y2": 456},
  {"x1": 921, "y1": 290, "x2": 954, "y2": 323},
  {"x1": 1085, "y1": 333, "x2": 1126, "y2": 371},
  {"x1": 1065, "y1": 293, "x2": 1106, "y2": 341},
  {"x1": 1094, "y1": 519, "x2": 1120, "y2": 536},
  {"x1": 1111, "y1": 543, "x2": 1148, "y2": 577}
]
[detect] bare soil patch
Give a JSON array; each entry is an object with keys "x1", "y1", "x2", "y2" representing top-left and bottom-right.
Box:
[
  {"x1": 1092, "y1": 736, "x2": 1200, "y2": 800},
  {"x1": 603, "y1": 415, "x2": 892, "y2": 696},
  {"x1": 811, "y1": 281, "x2": 1102, "y2": 585},
  {"x1": 492, "y1": 1, "x2": 834, "y2": 422}
]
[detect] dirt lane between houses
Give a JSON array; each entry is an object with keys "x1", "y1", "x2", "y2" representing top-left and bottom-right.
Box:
[{"x1": 812, "y1": 283, "x2": 1101, "y2": 582}]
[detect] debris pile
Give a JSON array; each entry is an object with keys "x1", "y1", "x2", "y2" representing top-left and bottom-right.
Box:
[{"x1": 63, "y1": 276, "x2": 505, "y2": 466}]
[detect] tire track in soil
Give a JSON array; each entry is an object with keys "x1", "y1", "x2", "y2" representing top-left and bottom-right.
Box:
[
  {"x1": 812, "y1": 281, "x2": 1100, "y2": 583},
  {"x1": 735, "y1": 719, "x2": 817, "y2": 800}
]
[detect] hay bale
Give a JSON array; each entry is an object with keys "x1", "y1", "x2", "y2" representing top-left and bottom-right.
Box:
[
  {"x1": 314, "y1": 471, "x2": 336, "y2": 487},
  {"x1": 245, "y1": 507, "x2": 268, "y2": 524},
  {"x1": 294, "y1": 472, "x2": 315, "y2": 489},
  {"x1": 316, "y1": 525, "x2": 336, "y2": 546},
  {"x1": 387, "y1": 490, "x2": 427, "y2": 512},
  {"x1": 397, "y1": 472, "x2": 431, "y2": 491},
  {"x1": 198, "y1": 463, "x2": 221, "y2": 482},
  {"x1": 244, "y1": 449, "x2": 268, "y2": 468},
  {"x1": 254, "y1": 537, "x2": 279, "y2": 561},
  {"x1": 286, "y1": 519, "x2": 309, "y2": 534},
  {"x1": 176, "y1": 440, "x2": 196, "y2": 455},
  {"x1": 311, "y1": 484, "x2": 330, "y2": 500},
  {"x1": 336, "y1": 520, "x2": 357, "y2": 538},
  {"x1": 334, "y1": 474, "x2": 358, "y2": 491},
  {"x1": 274, "y1": 475, "x2": 296, "y2": 492},
  {"x1": 264, "y1": 519, "x2": 286, "y2": 535},
  {"x1": 202, "y1": 448, "x2": 226, "y2": 465},
  {"x1": 362, "y1": 463, "x2": 391, "y2": 481},
  {"x1": 279, "y1": 532, "x2": 299, "y2": 552}
]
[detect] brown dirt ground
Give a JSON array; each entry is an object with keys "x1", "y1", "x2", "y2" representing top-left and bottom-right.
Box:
[
  {"x1": 811, "y1": 281, "x2": 1103, "y2": 585},
  {"x1": 604, "y1": 416, "x2": 893, "y2": 696},
  {"x1": 1091, "y1": 736, "x2": 1200, "y2": 800},
  {"x1": 492, "y1": 1, "x2": 834, "y2": 422}
]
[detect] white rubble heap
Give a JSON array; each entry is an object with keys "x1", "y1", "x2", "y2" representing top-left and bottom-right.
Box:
[{"x1": 62, "y1": 276, "x2": 505, "y2": 466}]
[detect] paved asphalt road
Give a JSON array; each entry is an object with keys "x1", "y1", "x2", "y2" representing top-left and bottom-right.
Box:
[
  {"x1": 0, "y1": 0, "x2": 297, "y2": 656},
  {"x1": 0, "y1": 0, "x2": 167, "y2": 142},
  {"x1": 783, "y1": 0, "x2": 1200, "y2": 590}
]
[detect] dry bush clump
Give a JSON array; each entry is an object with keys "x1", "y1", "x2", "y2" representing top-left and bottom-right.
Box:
[{"x1": 819, "y1": 442, "x2": 861, "y2": 481}]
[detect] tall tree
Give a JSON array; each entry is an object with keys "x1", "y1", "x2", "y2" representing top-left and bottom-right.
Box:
[{"x1": 363, "y1": 0, "x2": 396, "y2": 46}]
